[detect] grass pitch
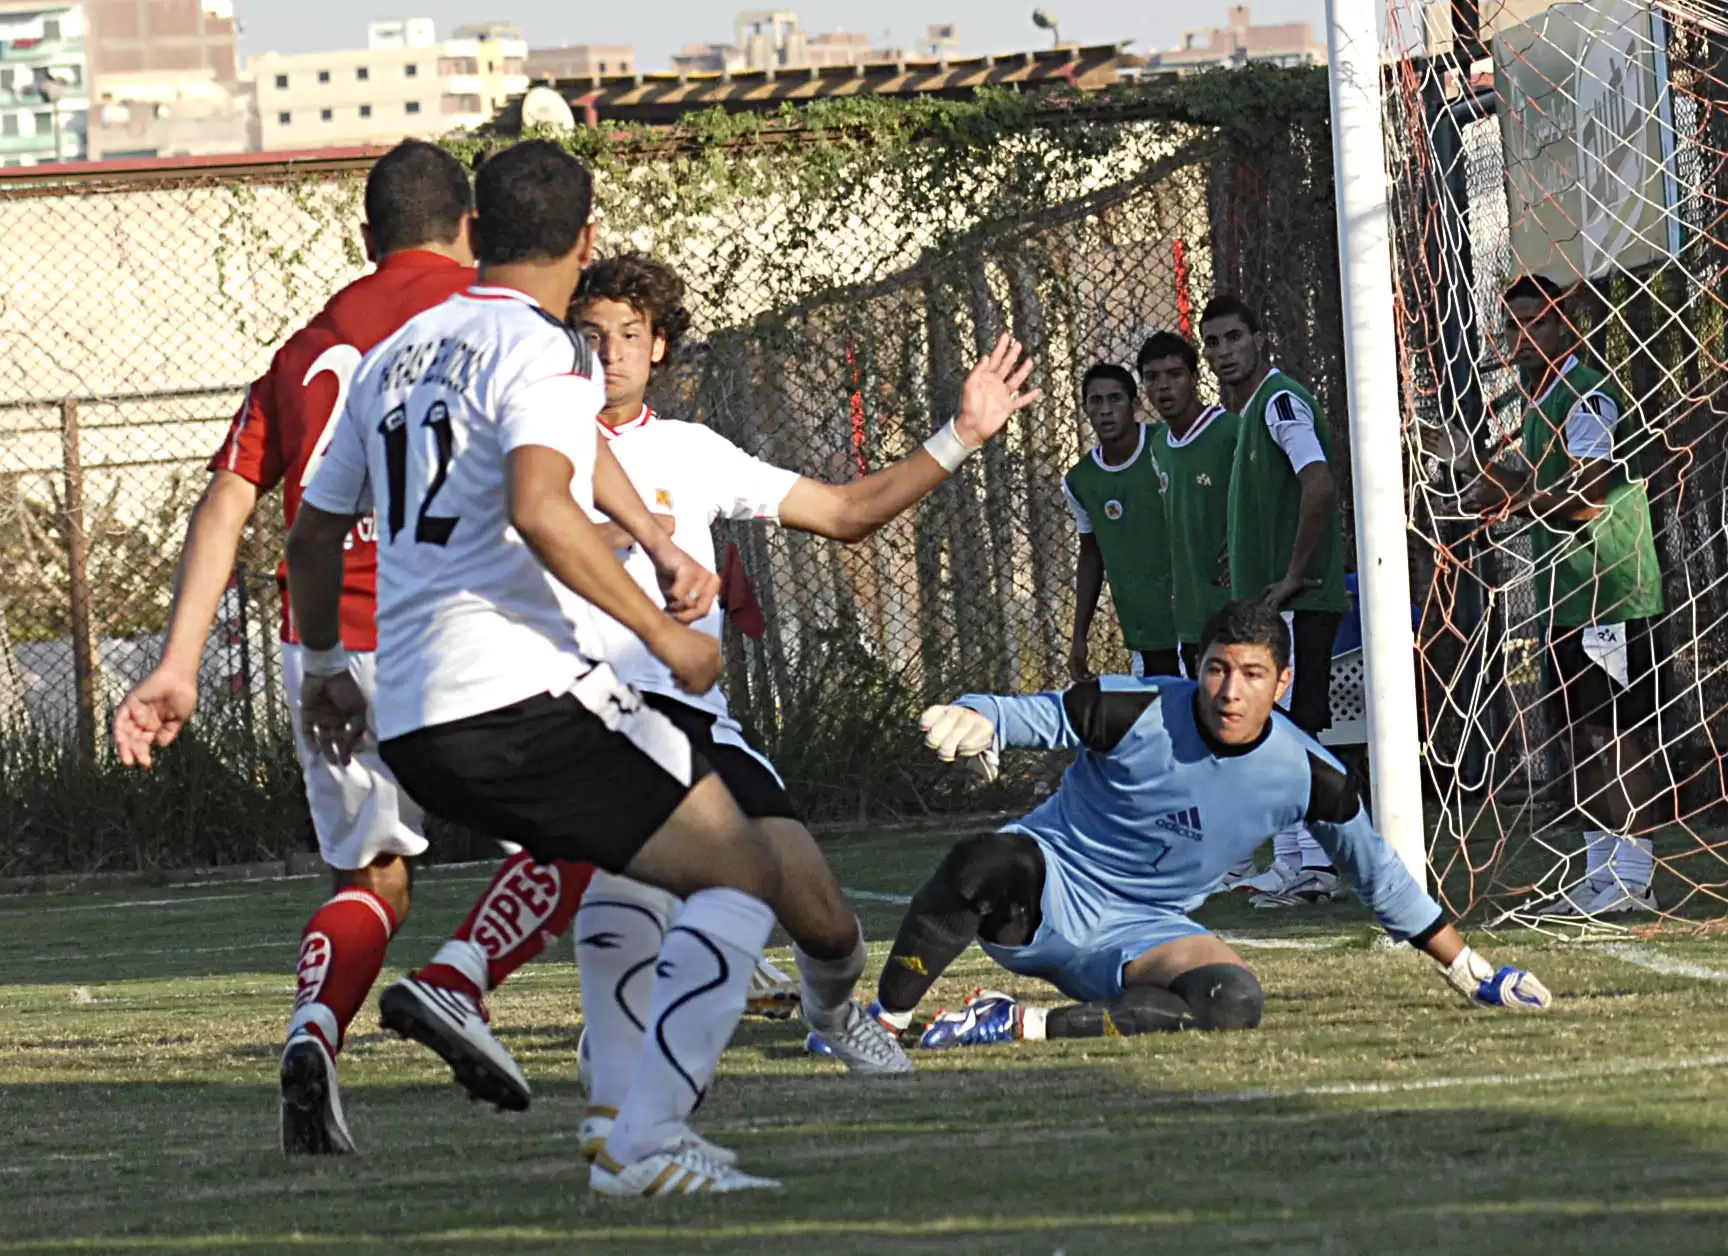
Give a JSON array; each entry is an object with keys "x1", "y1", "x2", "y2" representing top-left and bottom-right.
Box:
[{"x1": 5, "y1": 820, "x2": 1728, "y2": 1255}]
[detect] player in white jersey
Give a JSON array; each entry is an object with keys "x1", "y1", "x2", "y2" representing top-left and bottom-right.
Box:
[
  {"x1": 389, "y1": 252, "x2": 1044, "y2": 1152},
  {"x1": 291, "y1": 141, "x2": 794, "y2": 1197}
]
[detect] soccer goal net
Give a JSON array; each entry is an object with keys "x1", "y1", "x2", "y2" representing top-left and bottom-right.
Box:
[{"x1": 1382, "y1": 0, "x2": 1728, "y2": 932}]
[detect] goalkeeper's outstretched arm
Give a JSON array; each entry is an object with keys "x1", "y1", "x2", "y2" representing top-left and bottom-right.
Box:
[{"x1": 1306, "y1": 755, "x2": 1552, "y2": 1011}]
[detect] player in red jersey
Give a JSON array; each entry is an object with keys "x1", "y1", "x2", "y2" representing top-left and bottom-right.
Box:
[{"x1": 113, "y1": 141, "x2": 717, "y2": 1154}]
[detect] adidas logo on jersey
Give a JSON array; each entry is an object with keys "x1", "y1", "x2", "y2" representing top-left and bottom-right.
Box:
[{"x1": 1149, "y1": 805, "x2": 1204, "y2": 841}]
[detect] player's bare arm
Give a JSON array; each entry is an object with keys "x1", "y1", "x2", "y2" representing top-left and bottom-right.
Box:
[
  {"x1": 284, "y1": 500, "x2": 369, "y2": 766},
  {"x1": 1068, "y1": 533, "x2": 1104, "y2": 682},
  {"x1": 594, "y1": 513, "x2": 674, "y2": 550},
  {"x1": 775, "y1": 334, "x2": 1041, "y2": 541},
  {"x1": 1263, "y1": 460, "x2": 1335, "y2": 609},
  {"x1": 508, "y1": 444, "x2": 721, "y2": 695},
  {"x1": 592, "y1": 437, "x2": 717, "y2": 622},
  {"x1": 1458, "y1": 445, "x2": 1535, "y2": 516},
  {"x1": 114, "y1": 469, "x2": 260, "y2": 768},
  {"x1": 1523, "y1": 454, "x2": 1610, "y2": 523}
]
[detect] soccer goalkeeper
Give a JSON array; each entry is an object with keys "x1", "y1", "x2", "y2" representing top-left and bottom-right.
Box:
[{"x1": 858, "y1": 599, "x2": 1550, "y2": 1048}]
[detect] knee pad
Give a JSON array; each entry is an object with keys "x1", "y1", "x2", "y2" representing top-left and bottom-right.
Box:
[
  {"x1": 1169, "y1": 963, "x2": 1264, "y2": 1031},
  {"x1": 944, "y1": 832, "x2": 1044, "y2": 947}
]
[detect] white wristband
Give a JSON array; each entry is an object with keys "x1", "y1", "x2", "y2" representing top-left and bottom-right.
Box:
[
  {"x1": 299, "y1": 643, "x2": 350, "y2": 679},
  {"x1": 1442, "y1": 945, "x2": 1494, "y2": 1001},
  {"x1": 922, "y1": 417, "x2": 982, "y2": 474}
]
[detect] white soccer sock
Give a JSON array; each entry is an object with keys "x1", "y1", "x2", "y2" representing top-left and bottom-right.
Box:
[
  {"x1": 1271, "y1": 826, "x2": 1303, "y2": 868},
  {"x1": 573, "y1": 870, "x2": 677, "y2": 1115},
  {"x1": 1296, "y1": 824, "x2": 1331, "y2": 870},
  {"x1": 1582, "y1": 829, "x2": 1613, "y2": 881},
  {"x1": 606, "y1": 887, "x2": 775, "y2": 1165},
  {"x1": 794, "y1": 923, "x2": 865, "y2": 1033},
  {"x1": 1605, "y1": 835, "x2": 1655, "y2": 893}
]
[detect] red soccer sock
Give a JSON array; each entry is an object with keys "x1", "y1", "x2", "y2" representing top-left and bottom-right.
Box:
[
  {"x1": 288, "y1": 887, "x2": 399, "y2": 1056},
  {"x1": 415, "y1": 852, "x2": 593, "y2": 1001}
]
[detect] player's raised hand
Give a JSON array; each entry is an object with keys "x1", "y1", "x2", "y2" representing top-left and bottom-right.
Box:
[
  {"x1": 300, "y1": 670, "x2": 369, "y2": 767},
  {"x1": 653, "y1": 540, "x2": 721, "y2": 625},
  {"x1": 953, "y1": 334, "x2": 1043, "y2": 446},
  {"x1": 919, "y1": 704, "x2": 1000, "y2": 783},
  {"x1": 650, "y1": 620, "x2": 724, "y2": 695},
  {"x1": 113, "y1": 666, "x2": 200, "y2": 768}
]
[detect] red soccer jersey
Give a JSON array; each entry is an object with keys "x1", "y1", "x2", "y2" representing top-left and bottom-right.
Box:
[{"x1": 209, "y1": 251, "x2": 477, "y2": 650}]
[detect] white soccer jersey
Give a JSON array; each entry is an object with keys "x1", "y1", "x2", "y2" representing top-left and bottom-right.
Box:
[
  {"x1": 303, "y1": 285, "x2": 607, "y2": 740},
  {"x1": 586, "y1": 407, "x2": 801, "y2": 719}
]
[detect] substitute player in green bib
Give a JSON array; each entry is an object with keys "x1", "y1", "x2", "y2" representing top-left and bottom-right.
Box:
[
  {"x1": 1465, "y1": 275, "x2": 1666, "y2": 920},
  {"x1": 1201, "y1": 295, "x2": 1351, "y2": 908},
  {"x1": 1063, "y1": 363, "x2": 1178, "y2": 680},
  {"x1": 1137, "y1": 331, "x2": 1240, "y2": 679}
]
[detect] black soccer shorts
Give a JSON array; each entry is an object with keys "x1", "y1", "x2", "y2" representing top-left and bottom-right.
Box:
[
  {"x1": 642, "y1": 692, "x2": 802, "y2": 822},
  {"x1": 380, "y1": 681, "x2": 713, "y2": 872},
  {"x1": 1548, "y1": 618, "x2": 1658, "y2": 735},
  {"x1": 1286, "y1": 609, "x2": 1342, "y2": 736}
]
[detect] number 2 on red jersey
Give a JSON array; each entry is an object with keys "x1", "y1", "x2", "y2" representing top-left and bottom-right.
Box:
[{"x1": 299, "y1": 344, "x2": 364, "y2": 488}]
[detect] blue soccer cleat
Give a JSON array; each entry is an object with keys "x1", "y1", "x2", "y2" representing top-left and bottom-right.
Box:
[{"x1": 916, "y1": 989, "x2": 1023, "y2": 1049}]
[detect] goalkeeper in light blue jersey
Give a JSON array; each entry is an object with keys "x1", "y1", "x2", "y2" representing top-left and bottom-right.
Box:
[{"x1": 866, "y1": 599, "x2": 1551, "y2": 1049}]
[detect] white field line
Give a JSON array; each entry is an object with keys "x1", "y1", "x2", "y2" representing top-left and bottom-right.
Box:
[
  {"x1": 1600, "y1": 942, "x2": 1728, "y2": 982},
  {"x1": 8, "y1": 933, "x2": 454, "y2": 967},
  {"x1": 1172, "y1": 1053, "x2": 1728, "y2": 1105},
  {"x1": 3, "y1": 894, "x2": 254, "y2": 915}
]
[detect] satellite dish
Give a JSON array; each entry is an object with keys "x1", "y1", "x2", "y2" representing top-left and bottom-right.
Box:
[{"x1": 521, "y1": 86, "x2": 577, "y2": 134}]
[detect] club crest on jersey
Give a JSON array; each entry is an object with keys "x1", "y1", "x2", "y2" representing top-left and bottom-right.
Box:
[
  {"x1": 1104, "y1": 499, "x2": 1124, "y2": 521},
  {"x1": 1149, "y1": 805, "x2": 1204, "y2": 842},
  {"x1": 655, "y1": 488, "x2": 673, "y2": 508},
  {"x1": 471, "y1": 862, "x2": 563, "y2": 959},
  {"x1": 1196, "y1": 472, "x2": 1213, "y2": 487}
]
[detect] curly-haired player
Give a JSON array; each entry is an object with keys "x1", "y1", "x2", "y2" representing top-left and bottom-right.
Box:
[{"x1": 388, "y1": 252, "x2": 1044, "y2": 1158}]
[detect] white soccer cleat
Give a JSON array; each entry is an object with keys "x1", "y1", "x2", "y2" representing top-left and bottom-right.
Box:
[
  {"x1": 746, "y1": 957, "x2": 801, "y2": 1020},
  {"x1": 590, "y1": 1141, "x2": 779, "y2": 1196},
  {"x1": 579, "y1": 1108, "x2": 738, "y2": 1167},
  {"x1": 1231, "y1": 858, "x2": 1299, "y2": 897},
  {"x1": 802, "y1": 1000, "x2": 914, "y2": 1075},
  {"x1": 1495, "y1": 877, "x2": 1658, "y2": 924},
  {"x1": 1251, "y1": 867, "x2": 1348, "y2": 909},
  {"x1": 279, "y1": 1030, "x2": 356, "y2": 1156},
  {"x1": 378, "y1": 975, "x2": 531, "y2": 1111},
  {"x1": 1219, "y1": 856, "x2": 1259, "y2": 892},
  {"x1": 1581, "y1": 881, "x2": 1659, "y2": 916}
]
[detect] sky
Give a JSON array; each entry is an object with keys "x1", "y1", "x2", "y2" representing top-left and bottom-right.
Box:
[{"x1": 233, "y1": 0, "x2": 1329, "y2": 67}]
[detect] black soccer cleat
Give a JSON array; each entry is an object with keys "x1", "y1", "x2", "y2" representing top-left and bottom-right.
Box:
[
  {"x1": 279, "y1": 1032, "x2": 357, "y2": 1156},
  {"x1": 379, "y1": 975, "x2": 532, "y2": 1112}
]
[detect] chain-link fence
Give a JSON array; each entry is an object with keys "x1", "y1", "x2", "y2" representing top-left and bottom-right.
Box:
[{"x1": 0, "y1": 77, "x2": 1346, "y2": 871}]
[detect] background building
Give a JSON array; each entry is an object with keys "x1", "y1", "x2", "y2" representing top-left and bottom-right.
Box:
[
  {"x1": 1147, "y1": 5, "x2": 1326, "y2": 75},
  {"x1": 0, "y1": 2, "x2": 90, "y2": 166},
  {"x1": 673, "y1": 9, "x2": 905, "y2": 74},
  {"x1": 85, "y1": 0, "x2": 247, "y2": 160},
  {"x1": 250, "y1": 18, "x2": 527, "y2": 152},
  {"x1": 526, "y1": 43, "x2": 635, "y2": 79}
]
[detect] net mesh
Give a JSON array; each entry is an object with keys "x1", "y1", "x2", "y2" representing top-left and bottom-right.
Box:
[
  {"x1": 0, "y1": 86, "x2": 1348, "y2": 867},
  {"x1": 1386, "y1": 0, "x2": 1728, "y2": 934}
]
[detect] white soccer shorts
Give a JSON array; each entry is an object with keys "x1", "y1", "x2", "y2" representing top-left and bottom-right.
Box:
[{"x1": 282, "y1": 643, "x2": 429, "y2": 871}]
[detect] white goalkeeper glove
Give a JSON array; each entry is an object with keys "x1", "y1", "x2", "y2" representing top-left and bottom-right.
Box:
[
  {"x1": 1442, "y1": 945, "x2": 1551, "y2": 1011},
  {"x1": 919, "y1": 704, "x2": 1000, "y2": 784}
]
